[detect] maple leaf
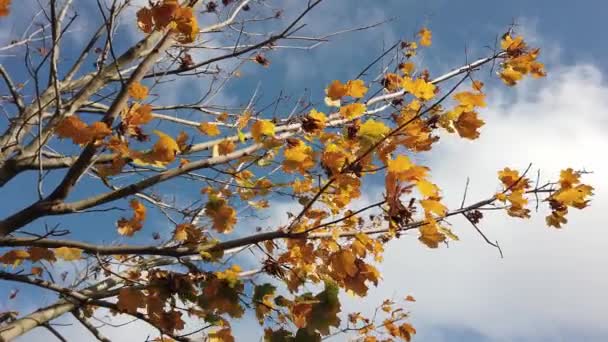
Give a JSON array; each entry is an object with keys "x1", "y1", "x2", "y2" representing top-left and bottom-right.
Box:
[
  {"x1": 133, "y1": 130, "x2": 180, "y2": 167},
  {"x1": 0, "y1": 0, "x2": 10, "y2": 17},
  {"x1": 554, "y1": 184, "x2": 594, "y2": 208},
  {"x1": 387, "y1": 155, "x2": 413, "y2": 173},
  {"x1": 199, "y1": 122, "x2": 221, "y2": 136},
  {"x1": 416, "y1": 179, "x2": 439, "y2": 197},
  {"x1": 454, "y1": 111, "x2": 485, "y2": 139},
  {"x1": 117, "y1": 288, "x2": 145, "y2": 314},
  {"x1": 55, "y1": 116, "x2": 111, "y2": 145},
  {"x1": 253, "y1": 283, "x2": 276, "y2": 323},
  {"x1": 205, "y1": 195, "x2": 237, "y2": 233},
  {"x1": 345, "y1": 80, "x2": 368, "y2": 98},
  {"x1": 401, "y1": 77, "x2": 436, "y2": 100},
  {"x1": 420, "y1": 199, "x2": 447, "y2": 217},
  {"x1": 27, "y1": 247, "x2": 56, "y2": 262},
  {"x1": 326, "y1": 80, "x2": 348, "y2": 100},
  {"x1": 358, "y1": 119, "x2": 390, "y2": 143},
  {"x1": 418, "y1": 27, "x2": 432, "y2": 47},
  {"x1": 117, "y1": 199, "x2": 146, "y2": 236},
  {"x1": 0, "y1": 250, "x2": 29, "y2": 266},
  {"x1": 208, "y1": 328, "x2": 235, "y2": 342},
  {"x1": 559, "y1": 168, "x2": 580, "y2": 189},
  {"x1": 128, "y1": 82, "x2": 148, "y2": 100},
  {"x1": 54, "y1": 247, "x2": 82, "y2": 261},
  {"x1": 251, "y1": 120, "x2": 275, "y2": 142},
  {"x1": 339, "y1": 103, "x2": 366, "y2": 119},
  {"x1": 418, "y1": 223, "x2": 446, "y2": 248},
  {"x1": 400, "y1": 62, "x2": 415, "y2": 76},
  {"x1": 301, "y1": 109, "x2": 327, "y2": 134},
  {"x1": 218, "y1": 140, "x2": 236, "y2": 155},
  {"x1": 136, "y1": 7, "x2": 154, "y2": 33},
  {"x1": 453, "y1": 91, "x2": 486, "y2": 110},
  {"x1": 283, "y1": 140, "x2": 315, "y2": 173},
  {"x1": 499, "y1": 65, "x2": 523, "y2": 86}
]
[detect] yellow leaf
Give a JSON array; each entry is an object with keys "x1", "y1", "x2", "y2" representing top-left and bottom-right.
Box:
[
  {"x1": 453, "y1": 91, "x2": 486, "y2": 109},
  {"x1": 283, "y1": 140, "x2": 316, "y2": 173},
  {"x1": 418, "y1": 223, "x2": 446, "y2": 248},
  {"x1": 251, "y1": 120, "x2": 275, "y2": 142},
  {"x1": 128, "y1": 82, "x2": 148, "y2": 100},
  {"x1": 420, "y1": 199, "x2": 447, "y2": 217},
  {"x1": 418, "y1": 27, "x2": 432, "y2": 47},
  {"x1": 358, "y1": 119, "x2": 390, "y2": 142},
  {"x1": 401, "y1": 77, "x2": 436, "y2": 100},
  {"x1": 199, "y1": 122, "x2": 221, "y2": 136},
  {"x1": 55, "y1": 247, "x2": 83, "y2": 261},
  {"x1": 416, "y1": 179, "x2": 439, "y2": 197},
  {"x1": 387, "y1": 155, "x2": 413, "y2": 175},
  {"x1": 134, "y1": 130, "x2": 180, "y2": 166},
  {"x1": 302, "y1": 109, "x2": 327, "y2": 134},
  {"x1": 499, "y1": 65, "x2": 523, "y2": 86},
  {"x1": 339, "y1": 103, "x2": 366, "y2": 119},
  {"x1": 346, "y1": 79, "x2": 368, "y2": 98},
  {"x1": 559, "y1": 168, "x2": 580, "y2": 189},
  {"x1": 400, "y1": 62, "x2": 415, "y2": 76}
]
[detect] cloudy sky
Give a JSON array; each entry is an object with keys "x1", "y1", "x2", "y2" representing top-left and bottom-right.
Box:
[{"x1": 1, "y1": 0, "x2": 608, "y2": 341}]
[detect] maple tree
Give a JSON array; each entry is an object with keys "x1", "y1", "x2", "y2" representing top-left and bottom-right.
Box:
[{"x1": 0, "y1": 1, "x2": 594, "y2": 341}]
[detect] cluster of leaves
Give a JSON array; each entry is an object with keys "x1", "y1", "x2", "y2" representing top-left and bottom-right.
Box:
[
  {"x1": 499, "y1": 34, "x2": 546, "y2": 85},
  {"x1": 0, "y1": 3, "x2": 595, "y2": 340},
  {"x1": 136, "y1": 0, "x2": 200, "y2": 44},
  {"x1": 0, "y1": 0, "x2": 11, "y2": 17}
]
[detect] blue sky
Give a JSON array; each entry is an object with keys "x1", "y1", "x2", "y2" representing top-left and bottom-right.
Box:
[{"x1": 1, "y1": 1, "x2": 608, "y2": 341}]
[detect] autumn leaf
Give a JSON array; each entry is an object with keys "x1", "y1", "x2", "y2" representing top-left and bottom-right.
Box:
[
  {"x1": 339, "y1": 103, "x2": 366, "y2": 119},
  {"x1": 55, "y1": 116, "x2": 111, "y2": 145},
  {"x1": 0, "y1": 250, "x2": 29, "y2": 266},
  {"x1": 128, "y1": 82, "x2": 148, "y2": 100},
  {"x1": 358, "y1": 119, "x2": 390, "y2": 142},
  {"x1": 251, "y1": 120, "x2": 275, "y2": 142},
  {"x1": 387, "y1": 155, "x2": 412, "y2": 174},
  {"x1": 454, "y1": 111, "x2": 485, "y2": 139},
  {"x1": 199, "y1": 122, "x2": 221, "y2": 136},
  {"x1": 283, "y1": 139, "x2": 316, "y2": 173},
  {"x1": 418, "y1": 223, "x2": 446, "y2": 248},
  {"x1": 301, "y1": 109, "x2": 327, "y2": 134},
  {"x1": 416, "y1": 179, "x2": 439, "y2": 197},
  {"x1": 453, "y1": 91, "x2": 486, "y2": 110},
  {"x1": 54, "y1": 247, "x2": 83, "y2": 261},
  {"x1": 420, "y1": 199, "x2": 447, "y2": 217},
  {"x1": 400, "y1": 62, "x2": 415, "y2": 76},
  {"x1": 499, "y1": 65, "x2": 523, "y2": 86},
  {"x1": 208, "y1": 328, "x2": 235, "y2": 342},
  {"x1": 218, "y1": 140, "x2": 236, "y2": 155},
  {"x1": 401, "y1": 77, "x2": 436, "y2": 100},
  {"x1": 117, "y1": 288, "x2": 145, "y2": 314},
  {"x1": 418, "y1": 27, "x2": 432, "y2": 47},
  {"x1": 205, "y1": 195, "x2": 237, "y2": 233},
  {"x1": 0, "y1": 0, "x2": 10, "y2": 17},
  {"x1": 117, "y1": 199, "x2": 146, "y2": 236},
  {"x1": 28, "y1": 247, "x2": 56, "y2": 262},
  {"x1": 133, "y1": 130, "x2": 180, "y2": 166}
]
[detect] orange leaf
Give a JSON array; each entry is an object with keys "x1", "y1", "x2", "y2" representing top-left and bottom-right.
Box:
[
  {"x1": 199, "y1": 122, "x2": 221, "y2": 136},
  {"x1": 128, "y1": 82, "x2": 149, "y2": 100},
  {"x1": 55, "y1": 247, "x2": 83, "y2": 261}
]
